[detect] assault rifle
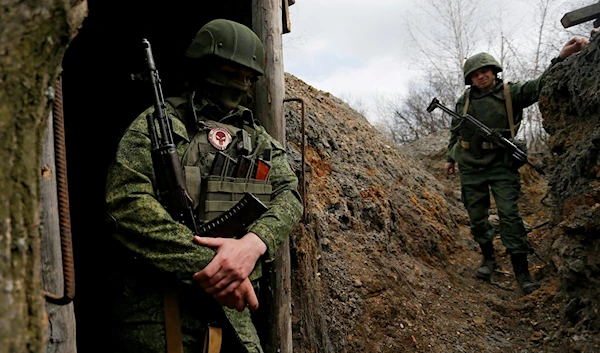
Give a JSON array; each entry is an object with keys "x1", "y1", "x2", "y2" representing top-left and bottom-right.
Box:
[
  {"x1": 132, "y1": 39, "x2": 268, "y2": 237},
  {"x1": 132, "y1": 38, "x2": 200, "y2": 235},
  {"x1": 427, "y1": 98, "x2": 545, "y2": 176}
]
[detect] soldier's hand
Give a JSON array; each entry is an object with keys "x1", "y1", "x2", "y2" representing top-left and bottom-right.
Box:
[
  {"x1": 559, "y1": 36, "x2": 589, "y2": 59},
  {"x1": 445, "y1": 162, "x2": 457, "y2": 175},
  {"x1": 214, "y1": 278, "x2": 259, "y2": 312},
  {"x1": 192, "y1": 233, "x2": 266, "y2": 296}
]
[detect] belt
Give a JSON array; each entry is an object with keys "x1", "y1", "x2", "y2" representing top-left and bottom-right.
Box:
[{"x1": 459, "y1": 139, "x2": 498, "y2": 150}]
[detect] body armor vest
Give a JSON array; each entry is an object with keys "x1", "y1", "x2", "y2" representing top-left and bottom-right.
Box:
[{"x1": 167, "y1": 97, "x2": 272, "y2": 224}]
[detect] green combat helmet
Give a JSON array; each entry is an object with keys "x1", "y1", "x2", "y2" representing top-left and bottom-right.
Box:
[
  {"x1": 463, "y1": 52, "x2": 502, "y2": 85},
  {"x1": 185, "y1": 19, "x2": 265, "y2": 76}
]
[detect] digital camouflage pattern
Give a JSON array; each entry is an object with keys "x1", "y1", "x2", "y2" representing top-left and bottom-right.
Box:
[
  {"x1": 105, "y1": 92, "x2": 303, "y2": 352},
  {"x1": 446, "y1": 61, "x2": 557, "y2": 253}
]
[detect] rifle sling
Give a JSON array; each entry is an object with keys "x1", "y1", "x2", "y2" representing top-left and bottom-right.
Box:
[
  {"x1": 503, "y1": 83, "x2": 515, "y2": 138},
  {"x1": 164, "y1": 286, "x2": 183, "y2": 353},
  {"x1": 164, "y1": 287, "x2": 223, "y2": 353},
  {"x1": 204, "y1": 326, "x2": 223, "y2": 353}
]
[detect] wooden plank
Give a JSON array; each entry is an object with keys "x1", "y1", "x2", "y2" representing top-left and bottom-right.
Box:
[
  {"x1": 561, "y1": 2, "x2": 600, "y2": 28},
  {"x1": 283, "y1": 0, "x2": 291, "y2": 34},
  {"x1": 251, "y1": 1, "x2": 292, "y2": 352},
  {"x1": 41, "y1": 110, "x2": 77, "y2": 353}
]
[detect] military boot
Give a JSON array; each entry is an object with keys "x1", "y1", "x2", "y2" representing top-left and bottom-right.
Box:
[
  {"x1": 510, "y1": 253, "x2": 540, "y2": 294},
  {"x1": 476, "y1": 241, "x2": 497, "y2": 281}
]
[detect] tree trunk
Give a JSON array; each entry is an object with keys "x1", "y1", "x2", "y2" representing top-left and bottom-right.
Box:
[{"x1": 0, "y1": 1, "x2": 87, "y2": 352}]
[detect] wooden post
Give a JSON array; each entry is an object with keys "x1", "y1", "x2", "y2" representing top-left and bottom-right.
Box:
[
  {"x1": 282, "y1": 0, "x2": 291, "y2": 34},
  {"x1": 41, "y1": 111, "x2": 77, "y2": 353},
  {"x1": 251, "y1": 1, "x2": 292, "y2": 353},
  {"x1": 561, "y1": 2, "x2": 600, "y2": 28}
]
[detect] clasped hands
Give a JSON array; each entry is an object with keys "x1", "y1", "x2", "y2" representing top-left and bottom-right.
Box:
[{"x1": 192, "y1": 232, "x2": 267, "y2": 312}]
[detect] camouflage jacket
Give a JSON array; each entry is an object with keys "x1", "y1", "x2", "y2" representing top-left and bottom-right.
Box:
[{"x1": 105, "y1": 93, "x2": 303, "y2": 352}]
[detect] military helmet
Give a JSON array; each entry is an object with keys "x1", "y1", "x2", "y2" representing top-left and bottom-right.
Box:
[
  {"x1": 463, "y1": 52, "x2": 502, "y2": 85},
  {"x1": 185, "y1": 19, "x2": 265, "y2": 76}
]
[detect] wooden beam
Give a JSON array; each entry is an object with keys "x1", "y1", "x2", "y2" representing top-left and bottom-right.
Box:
[
  {"x1": 41, "y1": 110, "x2": 77, "y2": 353},
  {"x1": 251, "y1": 1, "x2": 292, "y2": 352},
  {"x1": 561, "y1": 2, "x2": 600, "y2": 28},
  {"x1": 283, "y1": 0, "x2": 291, "y2": 34}
]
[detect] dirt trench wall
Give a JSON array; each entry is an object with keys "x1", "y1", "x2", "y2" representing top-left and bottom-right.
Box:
[
  {"x1": 283, "y1": 74, "x2": 467, "y2": 352},
  {"x1": 539, "y1": 34, "x2": 600, "y2": 333}
]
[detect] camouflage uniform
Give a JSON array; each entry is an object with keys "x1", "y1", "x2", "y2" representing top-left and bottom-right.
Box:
[
  {"x1": 105, "y1": 91, "x2": 303, "y2": 352},
  {"x1": 447, "y1": 59, "x2": 555, "y2": 254}
]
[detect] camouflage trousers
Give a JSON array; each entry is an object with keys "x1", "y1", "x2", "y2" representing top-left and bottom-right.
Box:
[
  {"x1": 458, "y1": 163, "x2": 529, "y2": 254},
  {"x1": 110, "y1": 273, "x2": 263, "y2": 353}
]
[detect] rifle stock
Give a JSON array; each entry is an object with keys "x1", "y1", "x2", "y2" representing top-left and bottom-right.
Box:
[{"x1": 428, "y1": 98, "x2": 545, "y2": 176}]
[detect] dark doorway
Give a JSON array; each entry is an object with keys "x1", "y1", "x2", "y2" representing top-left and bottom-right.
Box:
[{"x1": 61, "y1": 1, "x2": 250, "y2": 351}]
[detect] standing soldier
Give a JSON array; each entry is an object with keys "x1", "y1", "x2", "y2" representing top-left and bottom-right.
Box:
[
  {"x1": 105, "y1": 19, "x2": 303, "y2": 352},
  {"x1": 445, "y1": 37, "x2": 588, "y2": 294}
]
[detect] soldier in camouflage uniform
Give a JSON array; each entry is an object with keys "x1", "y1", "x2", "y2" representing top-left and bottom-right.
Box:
[
  {"x1": 445, "y1": 37, "x2": 587, "y2": 294},
  {"x1": 105, "y1": 19, "x2": 303, "y2": 352}
]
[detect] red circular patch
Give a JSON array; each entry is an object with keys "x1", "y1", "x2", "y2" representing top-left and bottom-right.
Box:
[{"x1": 208, "y1": 127, "x2": 233, "y2": 150}]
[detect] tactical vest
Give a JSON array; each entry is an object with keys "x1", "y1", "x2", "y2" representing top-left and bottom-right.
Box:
[
  {"x1": 458, "y1": 83, "x2": 516, "y2": 153},
  {"x1": 166, "y1": 97, "x2": 272, "y2": 224}
]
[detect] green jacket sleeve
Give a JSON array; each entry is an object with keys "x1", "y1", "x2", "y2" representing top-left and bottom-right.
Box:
[
  {"x1": 510, "y1": 60, "x2": 559, "y2": 111},
  {"x1": 105, "y1": 108, "x2": 217, "y2": 282},
  {"x1": 247, "y1": 135, "x2": 303, "y2": 263},
  {"x1": 447, "y1": 94, "x2": 466, "y2": 163}
]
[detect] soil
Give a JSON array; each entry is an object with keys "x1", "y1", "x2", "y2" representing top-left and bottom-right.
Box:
[{"x1": 282, "y1": 40, "x2": 600, "y2": 353}]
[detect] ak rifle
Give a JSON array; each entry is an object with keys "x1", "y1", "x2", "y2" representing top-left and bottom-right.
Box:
[
  {"x1": 132, "y1": 38, "x2": 200, "y2": 234},
  {"x1": 427, "y1": 98, "x2": 545, "y2": 176}
]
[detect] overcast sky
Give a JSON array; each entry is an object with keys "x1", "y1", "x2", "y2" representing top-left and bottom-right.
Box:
[
  {"x1": 281, "y1": 0, "x2": 584, "y2": 123},
  {"x1": 283, "y1": 0, "x2": 418, "y2": 122}
]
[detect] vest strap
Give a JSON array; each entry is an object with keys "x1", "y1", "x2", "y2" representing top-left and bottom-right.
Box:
[
  {"x1": 504, "y1": 83, "x2": 515, "y2": 138},
  {"x1": 462, "y1": 91, "x2": 470, "y2": 116}
]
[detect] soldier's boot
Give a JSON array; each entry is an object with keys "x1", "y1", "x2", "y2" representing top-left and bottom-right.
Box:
[
  {"x1": 476, "y1": 241, "x2": 497, "y2": 281},
  {"x1": 510, "y1": 253, "x2": 540, "y2": 294}
]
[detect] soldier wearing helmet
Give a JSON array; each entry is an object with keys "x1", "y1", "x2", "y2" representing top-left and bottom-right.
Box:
[
  {"x1": 106, "y1": 19, "x2": 303, "y2": 353},
  {"x1": 444, "y1": 37, "x2": 588, "y2": 295},
  {"x1": 183, "y1": 18, "x2": 266, "y2": 112}
]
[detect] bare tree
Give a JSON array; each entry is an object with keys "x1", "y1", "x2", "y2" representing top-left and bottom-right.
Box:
[
  {"x1": 375, "y1": 0, "x2": 596, "y2": 148},
  {"x1": 338, "y1": 91, "x2": 369, "y2": 117},
  {"x1": 375, "y1": 72, "x2": 454, "y2": 145},
  {"x1": 374, "y1": 0, "x2": 487, "y2": 143},
  {"x1": 505, "y1": 0, "x2": 594, "y2": 152}
]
